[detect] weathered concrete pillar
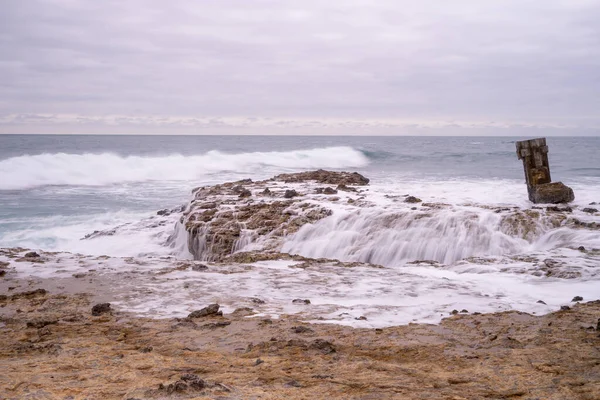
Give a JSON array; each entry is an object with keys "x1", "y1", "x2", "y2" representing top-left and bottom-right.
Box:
[{"x1": 516, "y1": 138, "x2": 574, "y2": 204}]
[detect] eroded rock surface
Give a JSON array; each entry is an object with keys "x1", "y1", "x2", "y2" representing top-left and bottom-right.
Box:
[
  {"x1": 1, "y1": 287, "x2": 599, "y2": 399},
  {"x1": 180, "y1": 170, "x2": 369, "y2": 261}
]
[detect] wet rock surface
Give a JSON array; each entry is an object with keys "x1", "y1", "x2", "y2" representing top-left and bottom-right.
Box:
[
  {"x1": 529, "y1": 182, "x2": 575, "y2": 204},
  {"x1": 180, "y1": 171, "x2": 367, "y2": 261},
  {"x1": 1, "y1": 288, "x2": 600, "y2": 399}
]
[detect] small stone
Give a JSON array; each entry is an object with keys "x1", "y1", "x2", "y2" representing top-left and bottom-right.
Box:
[
  {"x1": 251, "y1": 297, "x2": 265, "y2": 304},
  {"x1": 24, "y1": 251, "x2": 40, "y2": 258},
  {"x1": 323, "y1": 187, "x2": 337, "y2": 195},
  {"x1": 188, "y1": 304, "x2": 220, "y2": 318},
  {"x1": 582, "y1": 207, "x2": 598, "y2": 213},
  {"x1": 72, "y1": 273, "x2": 86, "y2": 278},
  {"x1": 238, "y1": 189, "x2": 252, "y2": 198},
  {"x1": 578, "y1": 246, "x2": 586, "y2": 251},
  {"x1": 537, "y1": 300, "x2": 547, "y2": 305},
  {"x1": 157, "y1": 209, "x2": 170, "y2": 216},
  {"x1": 355, "y1": 316, "x2": 367, "y2": 320},
  {"x1": 292, "y1": 299, "x2": 311, "y2": 305},
  {"x1": 596, "y1": 318, "x2": 600, "y2": 331},
  {"x1": 405, "y1": 196, "x2": 422, "y2": 204},
  {"x1": 560, "y1": 305, "x2": 571, "y2": 311},
  {"x1": 411, "y1": 207, "x2": 417, "y2": 210},
  {"x1": 91, "y1": 303, "x2": 111, "y2": 316},
  {"x1": 284, "y1": 189, "x2": 299, "y2": 198},
  {"x1": 309, "y1": 339, "x2": 336, "y2": 354},
  {"x1": 572, "y1": 296, "x2": 583, "y2": 302},
  {"x1": 191, "y1": 264, "x2": 208, "y2": 271},
  {"x1": 285, "y1": 380, "x2": 302, "y2": 388},
  {"x1": 262, "y1": 187, "x2": 271, "y2": 195},
  {"x1": 254, "y1": 358, "x2": 264, "y2": 366},
  {"x1": 291, "y1": 326, "x2": 314, "y2": 334},
  {"x1": 139, "y1": 346, "x2": 153, "y2": 353},
  {"x1": 460, "y1": 309, "x2": 469, "y2": 313},
  {"x1": 451, "y1": 309, "x2": 459, "y2": 315}
]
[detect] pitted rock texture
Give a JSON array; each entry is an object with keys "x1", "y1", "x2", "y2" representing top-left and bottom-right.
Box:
[{"x1": 181, "y1": 171, "x2": 369, "y2": 261}]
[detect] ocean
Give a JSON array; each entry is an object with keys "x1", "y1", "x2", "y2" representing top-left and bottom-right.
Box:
[{"x1": 1, "y1": 135, "x2": 599, "y2": 326}]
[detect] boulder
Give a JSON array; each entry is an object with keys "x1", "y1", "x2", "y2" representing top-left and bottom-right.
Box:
[{"x1": 528, "y1": 182, "x2": 574, "y2": 204}]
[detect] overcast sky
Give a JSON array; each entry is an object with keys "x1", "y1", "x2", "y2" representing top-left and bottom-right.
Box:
[{"x1": 1, "y1": 0, "x2": 599, "y2": 135}]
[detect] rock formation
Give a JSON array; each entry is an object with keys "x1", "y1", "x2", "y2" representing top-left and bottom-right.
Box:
[
  {"x1": 180, "y1": 170, "x2": 370, "y2": 261},
  {"x1": 516, "y1": 138, "x2": 575, "y2": 203}
]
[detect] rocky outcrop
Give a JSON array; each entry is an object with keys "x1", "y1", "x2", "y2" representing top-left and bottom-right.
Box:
[
  {"x1": 272, "y1": 169, "x2": 369, "y2": 186},
  {"x1": 180, "y1": 171, "x2": 369, "y2": 261},
  {"x1": 528, "y1": 182, "x2": 575, "y2": 204}
]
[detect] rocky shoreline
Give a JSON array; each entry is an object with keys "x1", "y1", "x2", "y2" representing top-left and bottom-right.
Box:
[
  {"x1": 1, "y1": 284, "x2": 599, "y2": 399},
  {"x1": 2, "y1": 170, "x2": 600, "y2": 399}
]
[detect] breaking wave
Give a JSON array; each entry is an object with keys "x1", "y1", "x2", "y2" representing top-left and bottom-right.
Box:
[{"x1": 0, "y1": 146, "x2": 369, "y2": 190}]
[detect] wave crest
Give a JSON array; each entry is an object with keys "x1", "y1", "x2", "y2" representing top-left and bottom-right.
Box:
[{"x1": 0, "y1": 146, "x2": 369, "y2": 190}]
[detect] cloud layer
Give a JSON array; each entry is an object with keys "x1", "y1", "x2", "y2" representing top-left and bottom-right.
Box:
[{"x1": 1, "y1": 0, "x2": 599, "y2": 134}]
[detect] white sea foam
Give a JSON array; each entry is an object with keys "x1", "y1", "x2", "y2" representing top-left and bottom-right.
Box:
[
  {"x1": 3, "y1": 250, "x2": 598, "y2": 328},
  {"x1": 0, "y1": 146, "x2": 369, "y2": 190}
]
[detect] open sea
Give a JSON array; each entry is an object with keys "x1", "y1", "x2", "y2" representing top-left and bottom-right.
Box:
[{"x1": 1, "y1": 135, "x2": 599, "y2": 326}]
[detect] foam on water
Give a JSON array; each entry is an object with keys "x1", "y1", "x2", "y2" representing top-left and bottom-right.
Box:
[
  {"x1": 0, "y1": 146, "x2": 369, "y2": 190},
  {"x1": 3, "y1": 250, "x2": 598, "y2": 328}
]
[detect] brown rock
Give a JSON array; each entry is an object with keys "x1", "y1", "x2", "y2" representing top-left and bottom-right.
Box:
[
  {"x1": 188, "y1": 304, "x2": 220, "y2": 318},
  {"x1": 529, "y1": 182, "x2": 575, "y2": 204}
]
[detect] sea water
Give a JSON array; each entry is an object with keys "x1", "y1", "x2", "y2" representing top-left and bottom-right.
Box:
[{"x1": 1, "y1": 135, "x2": 599, "y2": 326}]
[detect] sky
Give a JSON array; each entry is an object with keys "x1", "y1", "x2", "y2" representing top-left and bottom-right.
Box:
[{"x1": 1, "y1": 0, "x2": 599, "y2": 135}]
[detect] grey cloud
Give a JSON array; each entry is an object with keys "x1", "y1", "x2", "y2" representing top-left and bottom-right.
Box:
[{"x1": 0, "y1": 0, "x2": 599, "y2": 133}]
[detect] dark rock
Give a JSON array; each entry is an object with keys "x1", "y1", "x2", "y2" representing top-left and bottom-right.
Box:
[
  {"x1": 310, "y1": 339, "x2": 336, "y2": 354},
  {"x1": 582, "y1": 208, "x2": 598, "y2": 213},
  {"x1": 273, "y1": 170, "x2": 369, "y2": 186},
  {"x1": 157, "y1": 209, "x2": 170, "y2": 216},
  {"x1": 355, "y1": 316, "x2": 367, "y2": 320},
  {"x1": 405, "y1": 196, "x2": 423, "y2": 204},
  {"x1": 285, "y1": 380, "x2": 302, "y2": 388},
  {"x1": 91, "y1": 303, "x2": 111, "y2": 316},
  {"x1": 451, "y1": 309, "x2": 459, "y2": 315},
  {"x1": 560, "y1": 305, "x2": 571, "y2": 311},
  {"x1": 590, "y1": 202, "x2": 597, "y2": 205},
  {"x1": 597, "y1": 318, "x2": 600, "y2": 331},
  {"x1": 261, "y1": 187, "x2": 271, "y2": 195},
  {"x1": 24, "y1": 251, "x2": 40, "y2": 258},
  {"x1": 578, "y1": 246, "x2": 586, "y2": 251},
  {"x1": 238, "y1": 189, "x2": 252, "y2": 198},
  {"x1": 188, "y1": 303, "x2": 220, "y2": 318},
  {"x1": 337, "y1": 184, "x2": 357, "y2": 192},
  {"x1": 292, "y1": 299, "x2": 311, "y2": 305},
  {"x1": 572, "y1": 296, "x2": 583, "y2": 302},
  {"x1": 529, "y1": 182, "x2": 574, "y2": 204},
  {"x1": 139, "y1": 346, "x2": 153, "y2": 353},
  {"x1": 232, "y1": 185, "x2": 245, "y2": 194},
  {"x1": 291, "y1": 326, "x2": 314, "y2": 334},
  {"x1": 316, "y1": 187, "x2": 338, "y2": 195},
  {"x1": 546, "y1": 206, "x2": 572, "y2": 212},
  {"x1": 251, "y1": 297, "x2": 265, "y2": 304},
  {"x1": 191, "y1": 264, "x2": 208, "y2": 271},
  {"x1": 255, "y1": 358, "x2": 264, "y2": 366},
  {"x1": 411, "y1": 207, "x2": 417, "y2": 210},
  {"x1": 284, "y1": 189, "x2": 299, "y2": 198},
  {"x1": 460, "y1": 309, "x2": 469, "y2": 313},
  {"x1": 537, "y1": 300, "x2": 547, "y2": 305},
  {"x1": 0, "y1": 270, "x2": 6, "y2": 277}
]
